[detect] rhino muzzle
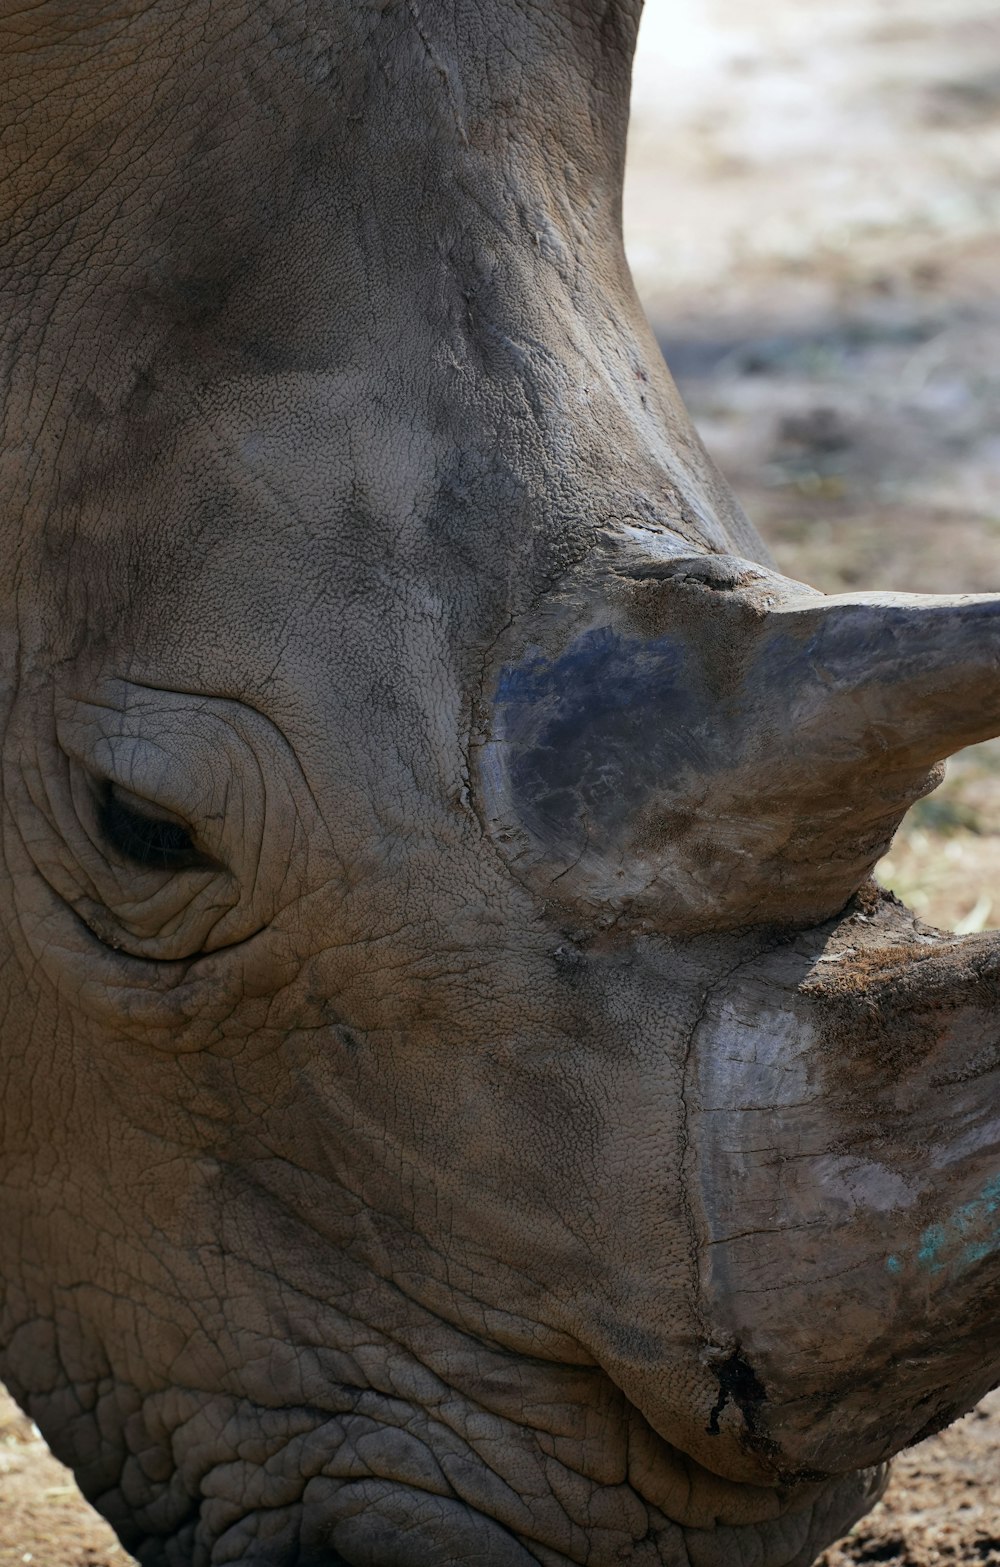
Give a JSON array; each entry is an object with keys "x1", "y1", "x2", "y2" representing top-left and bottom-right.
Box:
[
  {"x1": 476, "y1": 523, "x2": 1000, "y2": 1493},
  {"x1": 686, "y1": 909, "x2": 1000, "y2": 1484}
]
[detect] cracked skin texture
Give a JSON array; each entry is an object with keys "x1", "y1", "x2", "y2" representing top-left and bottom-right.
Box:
[{"x1": 1, "y1": 2, "x2": 999, "y2": 1564}]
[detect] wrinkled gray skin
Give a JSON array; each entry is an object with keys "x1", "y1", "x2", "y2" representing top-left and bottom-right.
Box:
[{"x1": 3, "y1": 4, "x2": 1000, "y2": 1565}]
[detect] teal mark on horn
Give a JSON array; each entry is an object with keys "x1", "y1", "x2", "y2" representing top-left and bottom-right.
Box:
[{"x1": 886, "y1": 1173, "x2": 1000, "y2": 1275}]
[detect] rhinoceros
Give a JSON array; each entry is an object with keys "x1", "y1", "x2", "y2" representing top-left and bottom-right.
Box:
[{"x1": 2, "y1": 2, "x2": 999, "y2": 1564}]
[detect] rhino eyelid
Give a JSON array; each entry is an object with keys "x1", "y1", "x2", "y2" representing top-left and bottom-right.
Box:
[{"x1": 95, "y1": 779, "x2": 205, "y2": 873}]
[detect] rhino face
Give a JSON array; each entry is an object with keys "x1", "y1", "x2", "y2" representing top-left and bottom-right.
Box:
[{"x1": 1, "y1": 3, "x2": 998, "y2": 1566}]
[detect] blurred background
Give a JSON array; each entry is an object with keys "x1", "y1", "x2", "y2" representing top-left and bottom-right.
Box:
[
  {"x1": 625, "y1": 0, "x2": 1000, "y2": 936},
  {"x1": 3, "y1": 2, "x2": 1000, "y2": 1563},
  {"x1": 624, "y1": 13, "x2": 1000, "y2": 1559}
]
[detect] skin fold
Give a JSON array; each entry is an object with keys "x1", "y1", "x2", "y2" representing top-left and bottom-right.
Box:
[{"x1": 1, "y1": 2, "x2": 998, "y2": 1563}]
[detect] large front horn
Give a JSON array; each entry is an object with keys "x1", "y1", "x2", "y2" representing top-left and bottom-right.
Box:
[{"x1": 477, "y1": 529, "x2": 1000, "y2": 932}]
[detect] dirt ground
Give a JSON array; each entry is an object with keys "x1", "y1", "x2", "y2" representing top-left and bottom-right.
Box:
[
  {"x1": 3, "y1": 0, "x2": 1000, "y2": 1561},
  {"x1": 0, "y1": 1389, "x2": 126, "y2": 1566},
  {"x1": 817, "y1": 1394, "x2": 1000, "y2": 1567}
]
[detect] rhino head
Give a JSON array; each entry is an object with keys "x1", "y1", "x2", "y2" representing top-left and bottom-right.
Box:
[{"x1": 1, "y1": 3, "x2": 998, "y2": 1565}]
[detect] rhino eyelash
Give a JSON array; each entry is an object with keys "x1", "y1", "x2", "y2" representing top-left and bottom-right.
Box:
[{"x1": 96, "y1": 781, "x2": 203, "y2": 872}]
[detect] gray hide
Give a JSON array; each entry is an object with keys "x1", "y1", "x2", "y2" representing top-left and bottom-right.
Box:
[{"x1": 1, "y1": 4, "x2": 999, "y2": 1566}]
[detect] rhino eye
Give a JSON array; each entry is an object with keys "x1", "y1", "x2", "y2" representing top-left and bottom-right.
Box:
[{"x1": 97, "y1": 781, "x2": 201, "y2": 872}]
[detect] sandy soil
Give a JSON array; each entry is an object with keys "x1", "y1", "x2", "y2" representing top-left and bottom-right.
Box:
[
  {"x1": 3, "y1": 0, "x2": 1000, "y2": 1561},
  {"x1": 818, "y1": 1393, "x2": 1000, "y2": 1567},
  {"x1": 0, "y1": 1389, "x2": 126, "y2": 1566}
]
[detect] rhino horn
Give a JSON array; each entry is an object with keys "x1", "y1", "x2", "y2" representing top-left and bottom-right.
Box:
[
  {"x1": 479, "y1": 547, "x2": 1000, "y2": 933},
  {"x1": 757, "y1": 584, "x2": 1000, "y2": 774}
]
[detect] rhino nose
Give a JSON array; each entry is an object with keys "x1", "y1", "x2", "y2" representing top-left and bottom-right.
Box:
[{"x1": 476, "y1": 548, "x2": 1000, "y2": 933}]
